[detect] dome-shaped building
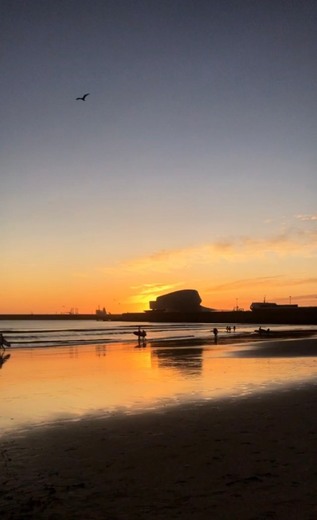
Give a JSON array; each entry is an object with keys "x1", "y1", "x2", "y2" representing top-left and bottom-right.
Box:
[{"x1": 149, "y1": 289, "x2": 211, "y2": 313}]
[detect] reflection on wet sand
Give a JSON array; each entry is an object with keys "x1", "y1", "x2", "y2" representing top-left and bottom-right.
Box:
[
  {"x1": 151, "y1": 347, "x2": 203, "y2": 375},
  {"x1": 0, "y1": 352, "x2": 11, "y2": 369},
  {"x1": 68, "y1": 346, "x2": 79, "y2": 358},
  {"x1": 149, "y1": 338, "x2": 208, "y2": 348},
  {"x1": 134, "y1": 341, "x2": 147, "y2": 349},
  {"x1": 95, "y1": 345, "x2": 107, "y2": 357},
  {"x1": 1, "y1": 335, "x2": 317, "y2": 435}
]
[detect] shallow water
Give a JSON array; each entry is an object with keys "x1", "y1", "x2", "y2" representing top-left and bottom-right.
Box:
[
  {"x1": 1, "y1": 319, "x2": 316, "y2": 348},
  {"x1": 1, "y1": 326, "x2": 317, "y2": 435}
]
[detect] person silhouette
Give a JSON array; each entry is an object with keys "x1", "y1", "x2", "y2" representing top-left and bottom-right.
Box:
[
  {"x1": 134, "y1": 326, "x2": 147, "y2": 345},
  {"x1": 0, "y1": 333, "x2": 11, "y2": 350},
  {"x1": 213, "y1": 328, "x2": 218, "y2": 344}
]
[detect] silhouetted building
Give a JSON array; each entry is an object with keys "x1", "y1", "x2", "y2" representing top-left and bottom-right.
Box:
[
  {"x1": 149, "y1": 289, "x2": 211, "y2": 313},
  {"x1": 250, "y1": 302, "x2": 298, "y2": 311}
]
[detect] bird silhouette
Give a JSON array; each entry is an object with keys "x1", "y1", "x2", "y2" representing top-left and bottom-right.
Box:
[{"x1": 76, "y1": 93, "x2": 90, "y2": 101}]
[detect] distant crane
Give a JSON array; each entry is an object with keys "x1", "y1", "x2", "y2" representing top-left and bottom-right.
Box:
[{"x1": 76, "y1": 93, "x2": 90, "y2": 101}]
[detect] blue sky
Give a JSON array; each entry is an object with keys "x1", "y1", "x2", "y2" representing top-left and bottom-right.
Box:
[{"x1": 1, "y1": 0, "x2": 316, "y2": 313}]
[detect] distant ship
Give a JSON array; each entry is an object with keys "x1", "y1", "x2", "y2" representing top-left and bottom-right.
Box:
[{"x1": 95, "y1": 307, "x2": 109, "y2": 320}]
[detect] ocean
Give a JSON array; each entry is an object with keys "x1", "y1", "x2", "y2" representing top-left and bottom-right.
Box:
[
  {"x1": 1, "y1": 320, "x2": 317, "y2": 435},
  {"x1": 1, "y1": 319, "x2": 316, "y2": 349}
]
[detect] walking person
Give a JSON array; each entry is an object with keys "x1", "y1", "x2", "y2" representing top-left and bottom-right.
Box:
[{"x1": 133, "y1": 326, "x2": 147, "y2": 346}]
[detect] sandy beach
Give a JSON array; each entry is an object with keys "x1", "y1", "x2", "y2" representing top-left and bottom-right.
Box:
[
  {"x1": 1, "y1": 380, "x2": 316, "y2": 519},
  {"x1": 1, "y1": 330, "x2": 317, "y2": 519}
]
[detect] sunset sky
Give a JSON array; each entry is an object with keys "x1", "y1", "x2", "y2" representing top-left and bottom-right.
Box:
[{"x1": 2, "y1": 0, "x2": 316, "y2": 314}]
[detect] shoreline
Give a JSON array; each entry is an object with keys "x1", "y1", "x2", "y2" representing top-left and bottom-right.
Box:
[
  {"x1": 148, "y1": 329, "x2": 317, "y2": 348},
  {"x1": 2, "y1": 327, "x2": 317, "y2": 351},
  {"x1": 1, "y1": 383, "x2": 316, "y2": 519}
]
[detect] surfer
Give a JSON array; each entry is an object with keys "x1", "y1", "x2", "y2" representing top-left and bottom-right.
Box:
[{"x1": 133, "y1": 326, "x2": 147, "y2": 344}]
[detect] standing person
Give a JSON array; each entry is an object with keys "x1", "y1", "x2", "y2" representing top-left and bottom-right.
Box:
[
  {"x1": 0, "y1": 333, "x2": 11, "y2": 350},
  {"x1": 212, "y1": 328, "x2": 218, "y2": 344}
]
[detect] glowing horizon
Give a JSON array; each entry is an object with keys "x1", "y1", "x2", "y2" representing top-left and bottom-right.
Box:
[
  {"x1": 2, "y1": 216, "x2": 316, "y2": 314},
  {"x1": 2, "y1": 2, "x2": 316, "y2": 314}
]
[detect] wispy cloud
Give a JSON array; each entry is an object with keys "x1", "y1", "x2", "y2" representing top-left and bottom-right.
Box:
[
  {"x1": 278, "y1": 293, "x2": 317, "y2": 302},
  {"x1": 130, "y1": 282, "x2": 180, "y2": 296},
  {"x1": 207, "y1": 276, "x2": 317, "y2": 293},
  {"x1": 207, "y1": 276, "x2": 283, "y2": 292},
  {"x1": 128, "y1": 282, "x2": 181, "y2": 305},
  {"x1": 102, "y1": 228, "x2": 317, "y2": 275},
  {"x1": 295, "y1": 214, "x2": 317, "y2": 222}
]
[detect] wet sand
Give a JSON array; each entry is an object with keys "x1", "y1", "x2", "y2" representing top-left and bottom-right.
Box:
[
  {"x1": 148, "y1": 329, "x2": 317, "y2": 349},
  {"x1": 1, "y1": 381, "x2": 317, "y2": 519},
  {"x1": 231, "y1": 336, "x2": 317, "y2": 357}
]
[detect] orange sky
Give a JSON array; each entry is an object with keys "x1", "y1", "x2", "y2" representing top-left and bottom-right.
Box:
[
  {"x1": 2, "y1": 219, "x2": 317, "y2": 314},
  {"x1": 2, "y1": 2, "x2": 317, "y2": 315}
]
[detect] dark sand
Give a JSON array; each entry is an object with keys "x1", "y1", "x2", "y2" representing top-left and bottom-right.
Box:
[
  {"x1": 148, "y1": 329, "x2": 317, "y2": 350},
  {"x1": 1, "y1": 383, "x2": 317, "y2": 519}
]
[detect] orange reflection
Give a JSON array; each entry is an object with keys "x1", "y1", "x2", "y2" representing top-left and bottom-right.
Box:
[{"x1": 1, "y1": 342, "x2": 316, "y2": 435}]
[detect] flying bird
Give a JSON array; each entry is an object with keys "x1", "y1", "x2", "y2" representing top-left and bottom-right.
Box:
[{"x1": 76, "y1": 93, "x2": 90, "y2": 101}]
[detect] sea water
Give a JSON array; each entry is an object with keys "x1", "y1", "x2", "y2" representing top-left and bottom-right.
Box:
[
  {"x1": 1, "y1": 319, "x2": 316, "y2": 348},
  {"x1": 0, "y1": 320, "x2": 316, "y2": 435}
]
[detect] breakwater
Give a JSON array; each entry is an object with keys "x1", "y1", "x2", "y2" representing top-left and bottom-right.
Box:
[{"x1": 1, "y1": 307, "x2": 317, "y2": 325}]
